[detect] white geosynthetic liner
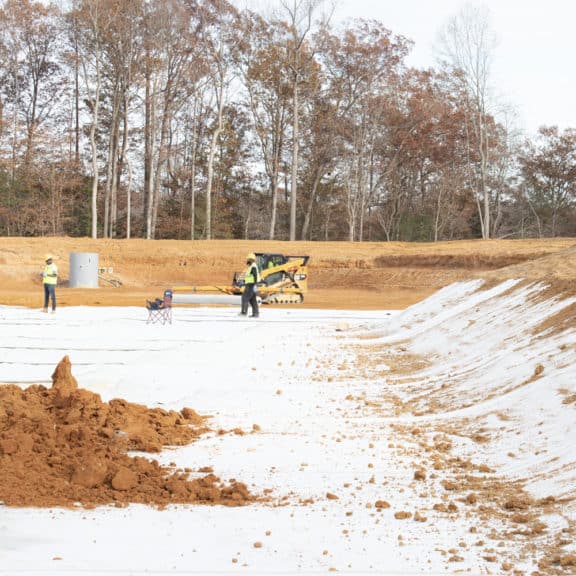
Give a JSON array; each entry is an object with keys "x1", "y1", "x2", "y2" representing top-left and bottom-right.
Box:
[{"x1": 0, "y1": 282, "x2": 574, "y2": 575}]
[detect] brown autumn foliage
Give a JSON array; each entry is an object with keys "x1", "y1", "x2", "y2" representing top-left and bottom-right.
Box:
[{"x1": 0, "y1": 1, "x2": 573, "y2": 243}]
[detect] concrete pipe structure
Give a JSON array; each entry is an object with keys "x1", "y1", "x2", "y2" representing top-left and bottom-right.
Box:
[
  {"x1": 172, "y1": 293, "x2": 262, "y2": 306},
  {"x1": 69, "y1": 253, "x2": 99, "y2": 288},
  {"x1": 172, "y1": 293, "x2": 240, "y2": 306}
]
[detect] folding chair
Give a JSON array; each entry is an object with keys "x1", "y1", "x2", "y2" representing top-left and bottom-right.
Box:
[{"x1": 146, "y1": 289, "x2": 173, "y2": 325}]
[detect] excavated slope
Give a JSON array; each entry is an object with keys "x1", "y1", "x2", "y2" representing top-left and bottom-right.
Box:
[{"x1": 0, "y1": 237, "x2": 574, "y2": 309}]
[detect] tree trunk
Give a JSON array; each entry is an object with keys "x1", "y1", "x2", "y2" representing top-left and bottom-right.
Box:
[
  {"x1": 289, "y1": 78, "x2": 299, "y2": 241},
  {"x1": 88, "y1": 71, "x2": 101, "y2": 239},
  {"x1": 89, "y1": 106, "x2": 99, "y2": 239},
  {"x1": 205, "y1": 84, "x2": 225, "y2": 240},
  {"x1": 126, "y1": 159, "x2": 132, "y2": 239},
  {"x1": 188, "y1": 105, "x2": 199, "y2": 241},
  {"x1": 151, "y1": 103, "x2": 171, "y2": 238},
  {"x1": 480, "y1": 117, "x2": 490, "y2": 239},
  {"x1": 103, "y1": 85, "x2": 120, "y2": 238},
  {"x1": 74, "y1": 40, "x2": 80, "y2": 164},
  {"x1": 301, "y1": 169, "x2": 321, "y2": 240},
  {"x1": 114, "y1": 94, "x2": 129, "y2": 238},
  {"x1": 144, "y1": 70, "x2": 152, "y2": 236},
  {"x1": 434, "y1": 185, "x2": 444, "y2": 242},
  {"x1": 190, "y1": 136, "x2": 197, "y2": 241},
  {"x1": 25, "y1": 78, "x2": 39, "y2": 167},
  {"x1": 145, "y1": 78, "x2": 157, "y2": 239},
  {"x1": 268, "y1": 171, "x2": 279, "y2": 240},
  {"x1": 205, "y1": 127, "x2": 220, "y2": 240}
]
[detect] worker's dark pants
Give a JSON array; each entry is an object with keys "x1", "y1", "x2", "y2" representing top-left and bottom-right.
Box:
[
  {"x1": 44, "y1": 284, "x2": 56, "y2": 311},
  {"x1": 241, "y1": 284, "x2": 259, "y2": 317}
]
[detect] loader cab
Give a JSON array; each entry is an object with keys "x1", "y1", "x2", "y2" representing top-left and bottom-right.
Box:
[
  {"x1": 257, "y1": 253, "x2": 287, "y2": 271},
  {"x1": 256, "y1": 254, "x2": 289, "y2": 287},
  {"x1": 254, "y1": 253, "x2": 310, "y2": 289}
]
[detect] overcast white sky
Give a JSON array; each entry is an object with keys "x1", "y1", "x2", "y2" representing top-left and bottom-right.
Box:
[
  {"x1": 335, "y1": 0, "x2": 576, "y2": 135},
  {"x1": 238, "y1": 0, "x2": 576, "y2": 136}
]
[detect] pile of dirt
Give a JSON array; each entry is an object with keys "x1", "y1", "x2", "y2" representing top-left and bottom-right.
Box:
[{"x1": 0, "y1": 356, "x2": 253, "y2": 508}]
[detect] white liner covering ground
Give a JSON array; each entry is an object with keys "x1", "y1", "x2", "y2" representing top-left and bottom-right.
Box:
[{"x1": 0, "y1": 279, "x2": 575, "y2": 575}]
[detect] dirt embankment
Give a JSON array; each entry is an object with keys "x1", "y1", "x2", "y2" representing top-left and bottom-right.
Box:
[
  {"x1": 0, "y1": 237, "x2": 575, "y2": 309},
  {"x1": 0, "y1": 356, "x2": 254, "y2": 508}
]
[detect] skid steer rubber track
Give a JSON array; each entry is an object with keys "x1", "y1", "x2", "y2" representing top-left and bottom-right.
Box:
[{"x1": 264, "y1": 292, "x2": 304, "y2": 304}]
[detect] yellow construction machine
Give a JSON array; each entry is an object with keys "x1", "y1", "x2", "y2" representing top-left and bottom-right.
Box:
[{"x1": 170, "y1": 253, "x2": 309, "y2": 306}]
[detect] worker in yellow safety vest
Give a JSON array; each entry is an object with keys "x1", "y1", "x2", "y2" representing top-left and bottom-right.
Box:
[
  {"x1": 42, "y1": 254, "x2": 58, "y2": 313},
  {"x1": 239, "y1": 253, "x2": 260, "y2": 318}
]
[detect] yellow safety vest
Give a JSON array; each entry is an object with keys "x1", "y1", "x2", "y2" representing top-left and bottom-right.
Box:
[
  {"x1": 244, "y1": 263, "x2": 260, "y2": 285},
  {"x1": 43, "y1": 263, "x2": 58, "y2": 285}
]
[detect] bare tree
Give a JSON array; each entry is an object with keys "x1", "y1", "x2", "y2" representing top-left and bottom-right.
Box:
[
  {"x1": 141, "y1": 0, "x2": 203, "y2": 239},
  {"x1": 184, "y1": 87, "x2": 208, "y2": 240},
  {"x1": 437, "y1": 3, "x2": 498, "y2": 239},
  {"x1": 238, "y1": 12, "x2": 290, "y2": 240},
  {"x1": 278, "y1": 0, "x2": 328, "y2": 241},
  {"x1": 196, "y1": 0, "x2": 241, "y2": 240},
  {"x1": 320, "y1": 20, "x2": 410, "y2": 241},
  {"x1": 98, "y1": 0, "x2": 142, "y2": 238},
  {"x1": 72, "y1": 0, "x2": 112, "y2": 238},
  {"x1": 0, "y1": 0, "x2": 67, "y2": 176}
]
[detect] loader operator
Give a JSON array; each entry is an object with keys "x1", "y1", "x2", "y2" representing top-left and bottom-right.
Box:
[{"x1": 240, "y1": 253, "x2": 260, "y2": 318}]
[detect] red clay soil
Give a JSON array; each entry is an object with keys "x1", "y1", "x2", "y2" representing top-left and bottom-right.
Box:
[{"x1": 0, "y1": 356, "x2": 254, "y2": 508}]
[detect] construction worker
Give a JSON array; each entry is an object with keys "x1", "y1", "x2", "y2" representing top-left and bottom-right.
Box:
[
  {"x1": 240, "y1": 253, "x2": 260, "y2": 318},
  {"x1": 42, "y1": 254, "x2": 58, "y2": 313}
]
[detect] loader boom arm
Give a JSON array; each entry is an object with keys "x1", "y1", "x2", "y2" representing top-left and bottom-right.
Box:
[{"x1": 171, "y1": 253, "x2": 310, "y2": 305}]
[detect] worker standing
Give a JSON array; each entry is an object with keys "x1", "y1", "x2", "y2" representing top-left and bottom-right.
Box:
[
  {"x1": 240, "y1": 253, "x2": 260, "y2": 318},
  {"x1": 42, "y1": 254, "x2": 58, "y2": 313}
]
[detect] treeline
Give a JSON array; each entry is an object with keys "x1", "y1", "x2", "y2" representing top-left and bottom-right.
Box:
[{"x1": 0, "y1": 0, "x2": 574, "y2": 241}]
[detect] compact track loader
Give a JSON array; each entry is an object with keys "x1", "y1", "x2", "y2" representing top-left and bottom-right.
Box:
[{"x1": 170, "y1": 253, "x2": 309, "y2": 306}]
